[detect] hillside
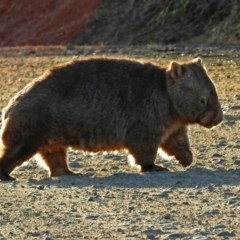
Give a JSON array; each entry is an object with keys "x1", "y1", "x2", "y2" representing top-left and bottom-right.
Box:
[{"x1": 0, "y1": 0, "x2": 240, "y2": 47}]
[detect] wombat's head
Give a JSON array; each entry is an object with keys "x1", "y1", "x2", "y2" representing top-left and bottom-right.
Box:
[{"x1": 167, "y1": 58, "x2": 223, "y2": 128}]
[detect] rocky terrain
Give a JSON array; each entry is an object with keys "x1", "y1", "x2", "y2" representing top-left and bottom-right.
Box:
[{"x1": 0, "y1": 46, "x2": 240, "y2": 239}]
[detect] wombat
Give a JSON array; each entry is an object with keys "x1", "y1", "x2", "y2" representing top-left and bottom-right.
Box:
[{"x1": 0, "y1": 57, "x2": 223, "y2": 180}]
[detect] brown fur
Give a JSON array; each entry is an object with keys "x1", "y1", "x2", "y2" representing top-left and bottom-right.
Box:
[{"x1": 0, "y1": 57, "x2": 223, "y2": 180}]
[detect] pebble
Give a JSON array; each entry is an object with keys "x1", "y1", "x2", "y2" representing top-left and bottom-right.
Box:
[
  {"x1": 156, "y1": 191, "x2": 170, "y2": 198},
  {"x1": 233, "y1": 159, "x2": 240, "y2": 165},
  {"x1": 192, "y1": 237, "x2": 212, "y2": 240},
  {"x1": 164, "y1": 213, "x2": 171, "y2": 219},
  {"x1": 143, "y1": 229, "x2": 163, "y2": 235},
  {"x1": 201, "y1": 209, "x2": 220, "y2": 216},
  {"x1": 146, "y1": 233, "x2": 156, "y2": 239},
  {"x1": 28, "y1": 232, "x2": 41, "y2": 237},
  {"x1": 217, "y1": 230, "x2": 236, "y2": 236},
  {"x1": 234, "y1": 94, "x2": 240, "y2": 100},
  {"x1": 212, "y1": 153, "x2": 223, "y2": 158},
  {"x1": 210, "y1": 224, "x2": 226, "y2": 230},
  {"x1": 226, "y1": 196, "x2": 239, "y2": 205},
  {"x1": 110, "y1": 166, "x2": 119, "y2": 170},
  {"x1": 37, "y1": 185, "x2": 45, "y2": 190},
  {"x1": 117, "y1": 228, "x2": 124, "y2": 234},
  {"x1": 84, "y1": 215, "x2": 99, "y2": 220},
  {"x1": 69, "y1": 160, "x2": 81, "y2": 168},
  {"x1": 166, "y1": 233, "x2": 187, "y2": 239}
]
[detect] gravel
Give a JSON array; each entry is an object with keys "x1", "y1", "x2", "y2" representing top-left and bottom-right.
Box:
[{"x1": 0, "y1": 46, "x2": 240, "y2": 239}]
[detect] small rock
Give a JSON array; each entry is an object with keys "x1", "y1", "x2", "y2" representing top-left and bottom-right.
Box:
[
  {"x1": 69, "y1": 160, "x2": 81, "y2": 168},
  {"x1": 146, "y1": 233, "x2": 156, "y2": 239},
  {"x1": 110, "y1": 166, "x2": 119, "y2": 170},
  {"x1": 164, "y1": 213, "x2": 171, "y2": 219},
  {"x1": 166, "y1": 233, "x2": 187, "y2": 239},
  {"x1": 212, "y1": 153, "x2": 223, "y2": 158},
  {"x1": 143, "y1": 229, "x2": 163, "y2": 235},
  {"x1": 206, "y1": 185, "x2": 214, "y2": 192},
  {"x1": 117, "y1": 228, "x2": 124, "y2": 234},
  {"x1": 201, "y1": 209, "x2": 220, "y2": 215},
  {"x1": 192, "y1": 237, "x2": 212, "y2": 240},
  {"x1": 217, "y1": 231, "x2": 235, "y2": 237},
  {"x1": 210, "y1": 224, "x2": 226, "y2": 230},
  {"x1": 84, "y1": 215, "x2": 99, "y2": 220},
  {"x1": 156, "y1": 191, "x2": 170, "y2": 198},
  {"x1": 217, "y1": 140, "x2": 228, "y2": 146},
  {"x1": 37, "y1": 185, "x2": 45, "y2": 190},
  {"x1": 128, "y1": 206, "x2": 134, "y2": 211},
  {"x1": 146, "y1": 197, "x2": 153, "y2": 201},
  {"x1": 139, "y1": 210, "x2": 149, "y2": 215},
  {"x1": 226, "y1": 196, "x2": 239, "y2": 205},
  {"x1": 30, "y1": 232, "x2": 41, "y2": 237},
  {"x1": 212, "y1": 159, "x2": 225, "y2": 164},
  {"x1": 86, "y1": 168, "x2": 95, "y2": 172},
  {"x1": 233, "y1": 159, "x2": 240, "y2": 165},
  {"x1": 234, "y1": 94, "x2": 240, "y2": 100}
]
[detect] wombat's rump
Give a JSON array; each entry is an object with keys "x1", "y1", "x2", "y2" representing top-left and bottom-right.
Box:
[{"x1": 0, "y1": 57, "x2": 223, "y2": 180}]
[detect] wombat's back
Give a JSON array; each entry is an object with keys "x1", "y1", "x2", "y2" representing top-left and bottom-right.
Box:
[{"x1": 3, "y1": 58, "x2": 170, "y2": 150}]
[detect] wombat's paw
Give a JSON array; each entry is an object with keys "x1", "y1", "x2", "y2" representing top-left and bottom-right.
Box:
[
  {"x1": 141, "y1": 164, "x2": 169, "y2": 172},
  {"x1": 177, "y1": 150, "x2": 193, "y2": 168},
  {"x1": 0, "y1": 171, "x2": 16, "y2": 181}
]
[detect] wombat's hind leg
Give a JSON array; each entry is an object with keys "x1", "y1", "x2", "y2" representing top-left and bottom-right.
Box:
[
  {"x1": 38, "y1": 144, "x2": 77, "y2": 177},
  {"x1": 128, "y1": 143, "x2": 169, "y2": 172},
  {"x1": 0, "y1": 144, "x2": 37, "y2": 181}
]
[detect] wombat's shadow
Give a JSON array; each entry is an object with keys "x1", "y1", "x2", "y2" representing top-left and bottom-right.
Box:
[{"x1": 27, "y1": 167, "x2": 240, "y2": 189}]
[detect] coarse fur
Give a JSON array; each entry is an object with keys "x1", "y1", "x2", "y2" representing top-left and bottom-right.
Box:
[{"x1": 0, "y1": 57, "x2": 223, "y2": 180}]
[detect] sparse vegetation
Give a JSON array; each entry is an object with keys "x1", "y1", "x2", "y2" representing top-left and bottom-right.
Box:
[{"x1": 0, "y1": 0, "x2": 240, "y2": 46}]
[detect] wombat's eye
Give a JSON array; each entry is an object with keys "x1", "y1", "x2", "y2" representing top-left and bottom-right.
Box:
[{"x1": 199, "y1": 97, "x2": 207, "y2": 105}]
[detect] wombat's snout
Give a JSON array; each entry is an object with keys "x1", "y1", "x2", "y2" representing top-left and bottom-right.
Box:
[
  {"x1": 206, "y1": 109, "x2": 223, "y2": 128},
  {"x1": 212, "y1": 109, "x2": 223, "y2": 126},
  {"x1": 199, "y1": 106, "x2": 223, "y2": 129}
]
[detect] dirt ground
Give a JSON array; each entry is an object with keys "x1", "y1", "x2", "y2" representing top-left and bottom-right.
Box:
[{"x1": 0, "y1": 46, "x2": 240, "y2": 240}]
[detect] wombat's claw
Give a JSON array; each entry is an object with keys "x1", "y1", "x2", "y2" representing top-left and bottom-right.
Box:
[
  {"x1": 177, "y1": 151, "x2": 193, "y2": 168},
  {"x1": 141, "y1": 165, "x2": 169, "y2": 172},
  {"x1": 179, "y1": 158, "x2": 192, "y2": 167},
  {"x1": 70, "y1": 172, "x2": 83, "y2": 176},
  {"x1": 180, "y1": 162, "x2": 192, "y2": 168},
  {"x1": 0, "y1": 172, "x2": 16, "y2": 181}
]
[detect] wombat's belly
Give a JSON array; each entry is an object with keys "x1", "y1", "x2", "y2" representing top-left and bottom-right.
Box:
[{"x1": 55, "y1": 125, "x2": 126, "y2": 152}]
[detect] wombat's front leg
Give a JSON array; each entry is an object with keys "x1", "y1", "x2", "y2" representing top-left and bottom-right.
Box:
[
  {"x1": 127, "y1": 140, "x2": 169, "y2": 172},
  {"x1": 160, "y1": 127, "x2": 193, "y2": 167}
]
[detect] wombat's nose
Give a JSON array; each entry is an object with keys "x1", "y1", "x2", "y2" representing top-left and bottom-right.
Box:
[{"x1": 213, "y1": 109, "x2": 223, "y2": 126}]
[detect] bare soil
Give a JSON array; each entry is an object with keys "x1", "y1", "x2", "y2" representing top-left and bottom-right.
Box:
[{"x1": 0, "y1": 46, "x2": 240, "y2": 240}]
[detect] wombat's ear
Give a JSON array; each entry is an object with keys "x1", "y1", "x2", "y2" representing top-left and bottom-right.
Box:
[
  {"x1": 192, "y1": 57, "x2": 202, "y2": 66},
  {"x1": 168, "y1": 61, "x2": 185, "y2": 81}
]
